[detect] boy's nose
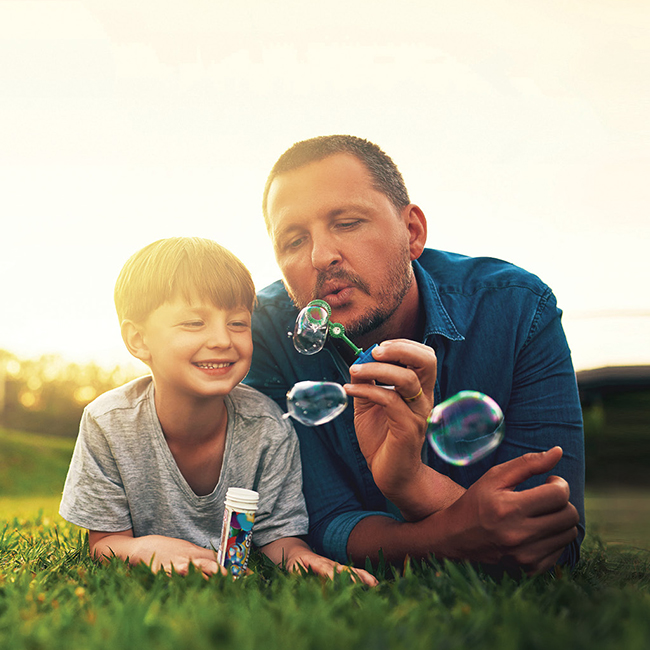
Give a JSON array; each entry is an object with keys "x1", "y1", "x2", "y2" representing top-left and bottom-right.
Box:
[{"x1": 205, "y1": 326, "x2": 232, "y2": 349}]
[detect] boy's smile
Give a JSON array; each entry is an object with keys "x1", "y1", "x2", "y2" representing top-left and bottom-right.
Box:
[{"x1": 135, "y1": 298, "x2": 253, "y2": 402}]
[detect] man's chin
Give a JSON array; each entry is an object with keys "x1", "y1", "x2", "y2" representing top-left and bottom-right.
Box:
[{"x1": 331, "y1": 307, "x2": 391, "y2": 340}]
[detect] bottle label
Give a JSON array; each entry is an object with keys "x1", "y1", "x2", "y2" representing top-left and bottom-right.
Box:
[{"x1": 218, "y1": 507, "x2": 255, "y2": 577}]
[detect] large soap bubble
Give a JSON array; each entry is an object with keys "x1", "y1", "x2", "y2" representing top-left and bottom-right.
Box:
[
  {"x1": 426, "y1": 391, "x2": 504, "y2": 465},
  {"x1": 284, "y1": 381, "x2": 348, "y2": 426}
]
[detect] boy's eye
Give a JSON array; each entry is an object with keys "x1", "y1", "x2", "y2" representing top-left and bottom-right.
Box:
[
  {"x1": 182, "y1": 321, "x2": 204, "y2": 328},
  {"x1": 229, "y1": 320, "x2": 251, "y2": 330}
]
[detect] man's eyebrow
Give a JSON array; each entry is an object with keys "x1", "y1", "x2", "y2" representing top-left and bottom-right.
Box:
[
  {"x1": 272, "y1": 203, "x2": 372, "y2": 242},
  {"x1": 271, "y1": 221, "x2": 301, "y2": 244}
]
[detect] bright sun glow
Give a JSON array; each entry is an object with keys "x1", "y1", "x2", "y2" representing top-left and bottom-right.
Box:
[{"x1": 1, "y1": 1, "x2": 648, "y2": 373}]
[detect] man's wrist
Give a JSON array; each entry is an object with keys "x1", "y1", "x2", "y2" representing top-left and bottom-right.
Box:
[{"x1": 385, "y1": 464, "x2": 465, "y2": 522}]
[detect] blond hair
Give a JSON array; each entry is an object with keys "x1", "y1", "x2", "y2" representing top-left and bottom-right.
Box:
[{"x1": 114, "y1": 237, "x2": 256, "y2": 324}]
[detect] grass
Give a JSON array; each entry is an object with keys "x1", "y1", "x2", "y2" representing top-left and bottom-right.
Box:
[
  {"x1": 0, "y1": 511, "x2": 649, "y2": 650},
  {"x1": 2, "y1": 425, "x2": 650, "y2": 648}
]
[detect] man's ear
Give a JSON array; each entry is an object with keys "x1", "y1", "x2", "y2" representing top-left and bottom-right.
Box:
[
  {"x1": 403, "y1": 204, "x2": 428, "y2": 260},
  {"x1": 121, "y1": 320, "x2": 151, "y2": 364}
]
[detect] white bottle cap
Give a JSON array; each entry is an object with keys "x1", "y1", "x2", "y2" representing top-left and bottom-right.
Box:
[{"x1": 224, "y1": 487, "x2": 259, "y2": 512}]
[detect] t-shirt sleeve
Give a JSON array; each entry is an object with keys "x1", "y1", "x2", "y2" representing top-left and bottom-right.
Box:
[
  {"x1": 249, "y1": 416, "x2": 309, "y2": 548},
  {"x1": 59, "y1": 408, "x2": 133, "y2": 532}
]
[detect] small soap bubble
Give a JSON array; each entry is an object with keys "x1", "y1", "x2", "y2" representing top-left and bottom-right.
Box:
[
  {"x1": 426, "y1": 391, "x2": 504, "y2": 466},
  {"x1": 293, "y1": 304, "x2": 330, "y2": 355},
  {"x1": 284, "y1": 381, "x2": 348, "y2": 426}
]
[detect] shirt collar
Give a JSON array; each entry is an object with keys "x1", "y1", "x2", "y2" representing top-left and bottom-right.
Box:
[{"x1": 413, "y1": 258, "x2": 465, "y2": 342}]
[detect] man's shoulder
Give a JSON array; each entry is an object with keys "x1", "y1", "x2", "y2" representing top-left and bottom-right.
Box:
[
  {"x1": 255, "y1": 279, "x2": 295, "y2": 313},
  {"x1": 418, "y1": 248, "x2": 549, "y2": 297},
  {"x1": 85, "y1": 375, "x2": 153, "y2": 420}
]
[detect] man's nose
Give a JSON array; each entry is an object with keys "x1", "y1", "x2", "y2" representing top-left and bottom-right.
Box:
[{"x1": 311, "y1": 234, "x2": 342, "y2": 271}]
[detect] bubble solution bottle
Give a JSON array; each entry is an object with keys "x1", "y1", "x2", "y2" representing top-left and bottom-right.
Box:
[{"x1": 217, "y1": 487, "x2": 259, "y2": 577}]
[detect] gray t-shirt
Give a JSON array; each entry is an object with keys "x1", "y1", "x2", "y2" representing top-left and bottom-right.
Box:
[{"x1": 59, "y1": 376, "x2": 308, "y2": 549}]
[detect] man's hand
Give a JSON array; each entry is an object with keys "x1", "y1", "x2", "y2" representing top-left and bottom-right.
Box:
[
  {"x1": 440, "y1": 446, "x2": 579, "y2": 574},
  {"x1": 261, "y1": 537, "x2": 378, "y2": 587},
  {"x1": 89, "y1": 530, "x2": 228, "y2": 578},
  {"x1": 345, "y1": 339, "x2": 465, "y2": 520},
  {"x1": 347, "y1": 446, "x2": 579, "y2": 576}
]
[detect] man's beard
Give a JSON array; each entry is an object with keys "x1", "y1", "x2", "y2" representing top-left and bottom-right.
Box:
[{"x1": 285, "y1": 248, "x2": 413, "y2": 339}]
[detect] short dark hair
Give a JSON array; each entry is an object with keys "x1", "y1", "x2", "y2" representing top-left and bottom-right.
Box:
[
  {"x1": 114, "y1": 237, "x2": 256, "y2": 324},
  {"x1": 262, "y1": 135, "x2": 410, "y2": 226}
]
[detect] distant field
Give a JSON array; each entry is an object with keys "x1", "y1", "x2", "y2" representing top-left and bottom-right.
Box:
[
  {"x1": 2, "y1": 425, "x2": 650, "y2": 549},
  {"x1": 585, "y1": 489, "x2": 650, "y2": 551},
  {"x1": 0, "y1": 427, "x2": 74, "y2": 496},
  {"x1": 0, "y1": 495, "x2": 63, "y2": 522}
]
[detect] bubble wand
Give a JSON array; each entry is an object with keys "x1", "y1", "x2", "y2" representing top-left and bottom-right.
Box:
[{"x1": 292, "y1": 299, "x2": 377, "y2": 364}]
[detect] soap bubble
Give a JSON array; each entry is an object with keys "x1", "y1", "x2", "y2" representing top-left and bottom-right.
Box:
[
  {"x1": 284, "y1": 381, "x2": 348, "y2": 426},
  {"x1": 293, "y1": 304, "x2": 330, "y2": 355},
  {"x1": 426, "y1": 391, "x2": 504, "y2": 466}
]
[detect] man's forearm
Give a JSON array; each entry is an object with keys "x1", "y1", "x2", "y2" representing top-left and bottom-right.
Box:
[{"x1": 346, "y1": 513, "x2": 461, "y2": 566}]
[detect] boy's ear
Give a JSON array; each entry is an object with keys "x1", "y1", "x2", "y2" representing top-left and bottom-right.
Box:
[{"x1": 121, "y1": 320, "x2": 152, "y2": 363}]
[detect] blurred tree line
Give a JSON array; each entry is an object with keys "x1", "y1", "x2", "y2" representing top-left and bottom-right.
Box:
[
  {"x1": 0, "y1": 349, "x2": 143, "y2": 437},
  {"x1": 2, "y1": 347, "x2": 648, "y2": 489}
]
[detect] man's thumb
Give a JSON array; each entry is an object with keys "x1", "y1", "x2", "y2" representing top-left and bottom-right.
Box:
[{"x1": 488, "y1": 446, "x2": 563, "y2": 491}]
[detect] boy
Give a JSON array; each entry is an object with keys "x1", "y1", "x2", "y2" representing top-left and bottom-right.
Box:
[{"x1": 59, "y1": 237, "x2": 376, "y2": 585}]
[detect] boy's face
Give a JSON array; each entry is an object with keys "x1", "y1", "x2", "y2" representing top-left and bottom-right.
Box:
[{"x1": 136, "y1": 297, "x2": 253, "y2": 401}]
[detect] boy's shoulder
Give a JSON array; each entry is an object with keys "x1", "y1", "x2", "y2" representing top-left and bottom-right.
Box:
[
  {"x1": 228, "y1": 383, "x2": 286, "y2": 421},
  {"x1": 85, "y1": 375, "x2": 153, "y2": 419}
]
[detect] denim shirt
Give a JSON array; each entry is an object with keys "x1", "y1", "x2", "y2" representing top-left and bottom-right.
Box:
[{"x1": 245, "y1": 249, "x2": 585, "y2": 567}]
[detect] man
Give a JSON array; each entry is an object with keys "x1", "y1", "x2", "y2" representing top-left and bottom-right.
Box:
[{"x1": 245, "y1": 135, "x2": 584, "y2": 575}]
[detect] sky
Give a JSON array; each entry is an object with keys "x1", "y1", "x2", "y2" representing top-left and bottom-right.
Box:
[{"x1": 1, "y1": 0, "x2": 648, "y2": 373}]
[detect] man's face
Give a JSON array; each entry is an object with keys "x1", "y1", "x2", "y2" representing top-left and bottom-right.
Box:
[{"x1": 265, "y1": 153, "x2": 415, "y2": 339}]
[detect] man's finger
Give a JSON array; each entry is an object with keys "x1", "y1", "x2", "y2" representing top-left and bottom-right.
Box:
[
  {"x1": 484, "y1": 447, "x2": 564, "y2": 491},
  {"x1": 508, "y1": 477, "x2": 571, "y2": 517},
  {"x1": 515, "y1": 526, "x2": 579, "y2": 575},
  {"x1": 352, "y1": 340, "x2": 437, "y2": 392}
]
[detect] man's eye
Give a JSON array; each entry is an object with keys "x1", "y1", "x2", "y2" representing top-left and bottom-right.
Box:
[
  {"x1": 337, "y1": 220, "x2": 361, "y2": 230},
  {"x1": 287, "y1": 237, "x2": 304, "y2": 250}
]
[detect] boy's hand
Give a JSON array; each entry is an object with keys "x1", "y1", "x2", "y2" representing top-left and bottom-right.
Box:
[
  {"x1": 261, "y1": 537, "x2": 378, "y2": 587},
  {"x1": 89, "y1": 530, "x2": 228, "y2": 578},
  {"x1": 289, "y1": 551, "x2": 379, "y2": 587}
]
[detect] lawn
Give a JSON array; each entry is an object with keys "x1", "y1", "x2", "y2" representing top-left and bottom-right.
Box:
[
  {"x1": 1, "y1": 426, "x2": 650, "y2": 649},
  {"x1": 1, "y1": 509, "x2": 650, "y2": 650}
]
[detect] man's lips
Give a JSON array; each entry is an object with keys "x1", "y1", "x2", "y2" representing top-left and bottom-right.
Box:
[
  {"x1": 319, "y1": 285, "x2": 356, "y2": 308},
  {"x1": 311, "y1": 270, "x2": 371, "y2": 310}
]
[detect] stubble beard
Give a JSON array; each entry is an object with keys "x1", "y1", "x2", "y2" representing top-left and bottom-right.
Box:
[{"x1": 285, "y1": 247, "x2": 414, "y2": 340}]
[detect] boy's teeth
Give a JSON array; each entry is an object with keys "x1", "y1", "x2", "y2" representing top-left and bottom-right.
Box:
[{"x1": 196, "y1": 362, "x2": 231, "y2": 369}]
